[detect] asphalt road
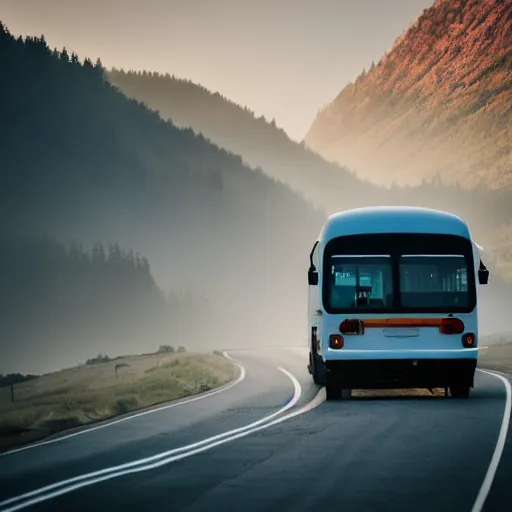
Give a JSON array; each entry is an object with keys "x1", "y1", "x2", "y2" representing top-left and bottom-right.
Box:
[{"x1": 0, "y1": 347, "x2": 511, "y2": 512}]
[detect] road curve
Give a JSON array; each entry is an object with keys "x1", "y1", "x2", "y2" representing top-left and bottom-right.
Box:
[{"x1": 0, "y1": 347, "x2": 511, "y2": 512}]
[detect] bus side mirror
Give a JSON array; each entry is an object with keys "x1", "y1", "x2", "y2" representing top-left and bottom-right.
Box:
[
  {"x1": 308, "y1": 268, "x2": 318, "y2": 286},
  {"x1": 478, "y1": 268, "x2": 489, "y2": 285}
]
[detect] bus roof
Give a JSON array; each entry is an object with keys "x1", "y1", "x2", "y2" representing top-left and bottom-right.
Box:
[{"x1": 319, "y1": 206, "x2": 471, "y2": 242}]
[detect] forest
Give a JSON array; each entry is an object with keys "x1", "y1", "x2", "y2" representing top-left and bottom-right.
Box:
[
  {"x1": 0, "y1": 232, "x2": 204, "y2": 373},
  {"x1": 0, "y1": 22, "x2": 324, "y2": 373}
]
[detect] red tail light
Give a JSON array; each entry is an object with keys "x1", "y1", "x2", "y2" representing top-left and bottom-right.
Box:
[
  {"x1": 329, "y1": 334, "x2": 344, "y2": 349},
  {"x1": 440, "y1": 318, "x2": 465, "y2": 335},
  {"x1": 340, "y1": 319, "x2": 365, "y2": 335}
]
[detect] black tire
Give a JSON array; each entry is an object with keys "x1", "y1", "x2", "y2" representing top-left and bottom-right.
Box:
[
  {"x1": 326, "y1": 382, "x2": 342, "y2": 401},
  {"x1": 326, "y1": 385, "x2": 351, "y2": 400},
  {"x1": 450, "y1": 383, "x2": 470, "y2": 398},
  {"x1": 325, "y1": 372, "x2": 344, "y2": 400},
  {"x1": 311, "y1": 352, "x2": 327, "y2": 386}
]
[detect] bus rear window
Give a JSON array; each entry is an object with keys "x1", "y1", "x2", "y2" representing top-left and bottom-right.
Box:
[
  {"x1": 323, "y1": 233, "x2": 476, "y2": 313},
  {"x1": 329, "y1": 255, "x2": 393, "y2": 310},
  {"x1": 399, "y1": 255, "x2": 469, "y2": 308}
]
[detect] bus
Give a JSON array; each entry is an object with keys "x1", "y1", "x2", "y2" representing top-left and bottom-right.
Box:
[{"x1": 307, "y1": 206, "x2": 490, "y2": 401}]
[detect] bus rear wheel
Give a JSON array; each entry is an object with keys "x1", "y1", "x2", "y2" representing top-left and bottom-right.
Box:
[
  {"x1": 326, "y1": 385, "x2": 352, "y2": 401},
  {"x1": 326, "y1": 380, "x2": 341, "y2": 400},
  {"x1": 325, "y1": 373, "x2": 351, "y2": 401},
  {"x1": 450, "y1": 383, "x2": 470, "y2": 398},
  {"x1": 311, "y1": 352, "x2": 327, "y2": 386}
]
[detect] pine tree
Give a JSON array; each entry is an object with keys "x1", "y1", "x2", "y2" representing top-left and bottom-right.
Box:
[{"x1": 60, "y1": 47, "x2": 69, "y2": 63}]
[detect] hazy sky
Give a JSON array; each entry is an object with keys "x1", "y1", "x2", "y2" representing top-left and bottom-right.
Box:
[{"x1": 1, "y1": 0, "x2": 434, "y2": 140}]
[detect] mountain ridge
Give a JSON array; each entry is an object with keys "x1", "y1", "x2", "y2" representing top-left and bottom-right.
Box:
[
  {"x1": 107, "y1": 68, "x2": 369, "y2": 215},
  {"x1": 0, "y1": 22, "x2": 325, "y2": 370},
  {"x1": 305, "y1": 0, "x2": 512, "y2": 188},
  {"x1": 107, "y1": 67, "x2": 512, "y2": 247}
]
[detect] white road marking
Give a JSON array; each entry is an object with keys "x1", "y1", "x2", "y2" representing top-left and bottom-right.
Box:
[
  {"x1": 0, "y1": 366, "x2": 306, "y2": 511},
  {"x1": 0, "y1": 351, "x2": 246, "y2": 458},
  {"x1": 472, "y1": 369, "x2": 512, "y2": 512}
]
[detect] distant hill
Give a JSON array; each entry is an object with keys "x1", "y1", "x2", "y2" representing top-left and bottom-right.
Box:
[
  {"x1": 0, "y1": 22, "x2": 326, "y2": 372},
  {"x1": 107, "y1": 66, "x2": 512, "y2": 262},
  {"x1": 107, "y1": 68, "x2": 367, "y2": 213},
  {"x1": 106, "y1": 57, "x2": 512, "y2": 334},
  {"x1": 0, "y1": 233, "x2": 183, "y2": 374},
  {"x1": 305, "y1": 0, "x2": 512, "y2": 188}
]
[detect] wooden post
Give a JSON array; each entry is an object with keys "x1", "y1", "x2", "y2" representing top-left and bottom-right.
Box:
[{"x1": 10, "y1": 383, "x2": 14, "y2": 403}]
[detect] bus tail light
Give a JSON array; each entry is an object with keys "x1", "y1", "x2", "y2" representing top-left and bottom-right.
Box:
[
  {"x1": 462, "y1": 333, "x2": 475, "y2": 348},
  {"x1": 440, "y1": 318, "x2": 465, "y2": 335},
  {"x1": 340, "y1": 319, "x2": 365, "y2": 335},
  {"x1": 329, "y1": 334, "x2": 344, "y2": 349}
]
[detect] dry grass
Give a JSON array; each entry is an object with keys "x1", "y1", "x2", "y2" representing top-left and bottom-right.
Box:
[{"x1": 0, "y1": 352, "x2": 237, "y2": 451}]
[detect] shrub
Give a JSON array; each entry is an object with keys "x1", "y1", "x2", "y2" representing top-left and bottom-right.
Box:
[
  {"x1": 157, "y1": 345, "x2": 174, "y2": 354},
  {"x1": 86, "y1": 354, "x2": 110, "y2": 365}
]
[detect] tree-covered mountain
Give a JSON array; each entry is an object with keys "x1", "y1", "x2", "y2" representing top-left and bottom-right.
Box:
[
  {"x1": 0, "y1": 233, "x2": 189, "y2": 374},
  {"x1": 305, "y1": 0, "x2": 512, "y2": 188},
  {"x1": 107, "y1": 66, "x2": 512, "y2": 276},
  {"x1": 107, "y1": 68, "x2": 367, "y2": 213},
  {"x1": 0, "y1": 22, "x2": 326, "y2": 372},
  {"x1": 1, "y1": 21, "x2": 511, "y2": 374}
]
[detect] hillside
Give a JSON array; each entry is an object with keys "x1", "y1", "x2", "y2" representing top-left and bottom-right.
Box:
[
  {"x1": 107, "y1": 67, "x2": 512, "y2": 281},
  {"x1": 0, "y1": 352, "x2": 236, "y2": 452},
  {"x1": 106, "y1": 68, "x2": 512, "y2": 240},
  {"x1": 0, "y1": 233, "x2": 194, "y2": 374},
  {"x1": 107, "y1": 68, "x2": 368, "y2": 213},
  {"x1": 0, "y1": 22, "x2": 326, "y2": 372},
  {"x1": 305, "y1": 0, "x2": 512, "y2": 188},
  {"x1": 2, "y1": 21, "x2": 512, "y2": 375}
]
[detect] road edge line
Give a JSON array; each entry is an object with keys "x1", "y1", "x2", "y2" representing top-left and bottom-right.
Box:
[{"x1": 472, "y1": 369, "x2": 512, "y2": 512}]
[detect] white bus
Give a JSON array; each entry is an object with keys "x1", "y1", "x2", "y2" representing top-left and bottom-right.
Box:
[{"x1": 307, "y1": 206, "x2": 489, "y2": 400}]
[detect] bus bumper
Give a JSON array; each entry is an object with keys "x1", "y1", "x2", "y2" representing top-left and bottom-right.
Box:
[
  {"x1": 323, "y1": 348, "x2": 478, "y2": 360},
  {"x1": 324, "y1": 356, "x2": 478, "y2": 389}
]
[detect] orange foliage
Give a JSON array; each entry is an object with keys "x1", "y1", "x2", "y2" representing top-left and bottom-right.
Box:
[{"x1": 306, "y1": 0, "x2": 512, "y2": 188}]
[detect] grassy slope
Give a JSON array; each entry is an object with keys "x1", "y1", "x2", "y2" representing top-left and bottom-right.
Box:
[{"x1": 0, "y1": 352, "x2": 237, "y2": 452}]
